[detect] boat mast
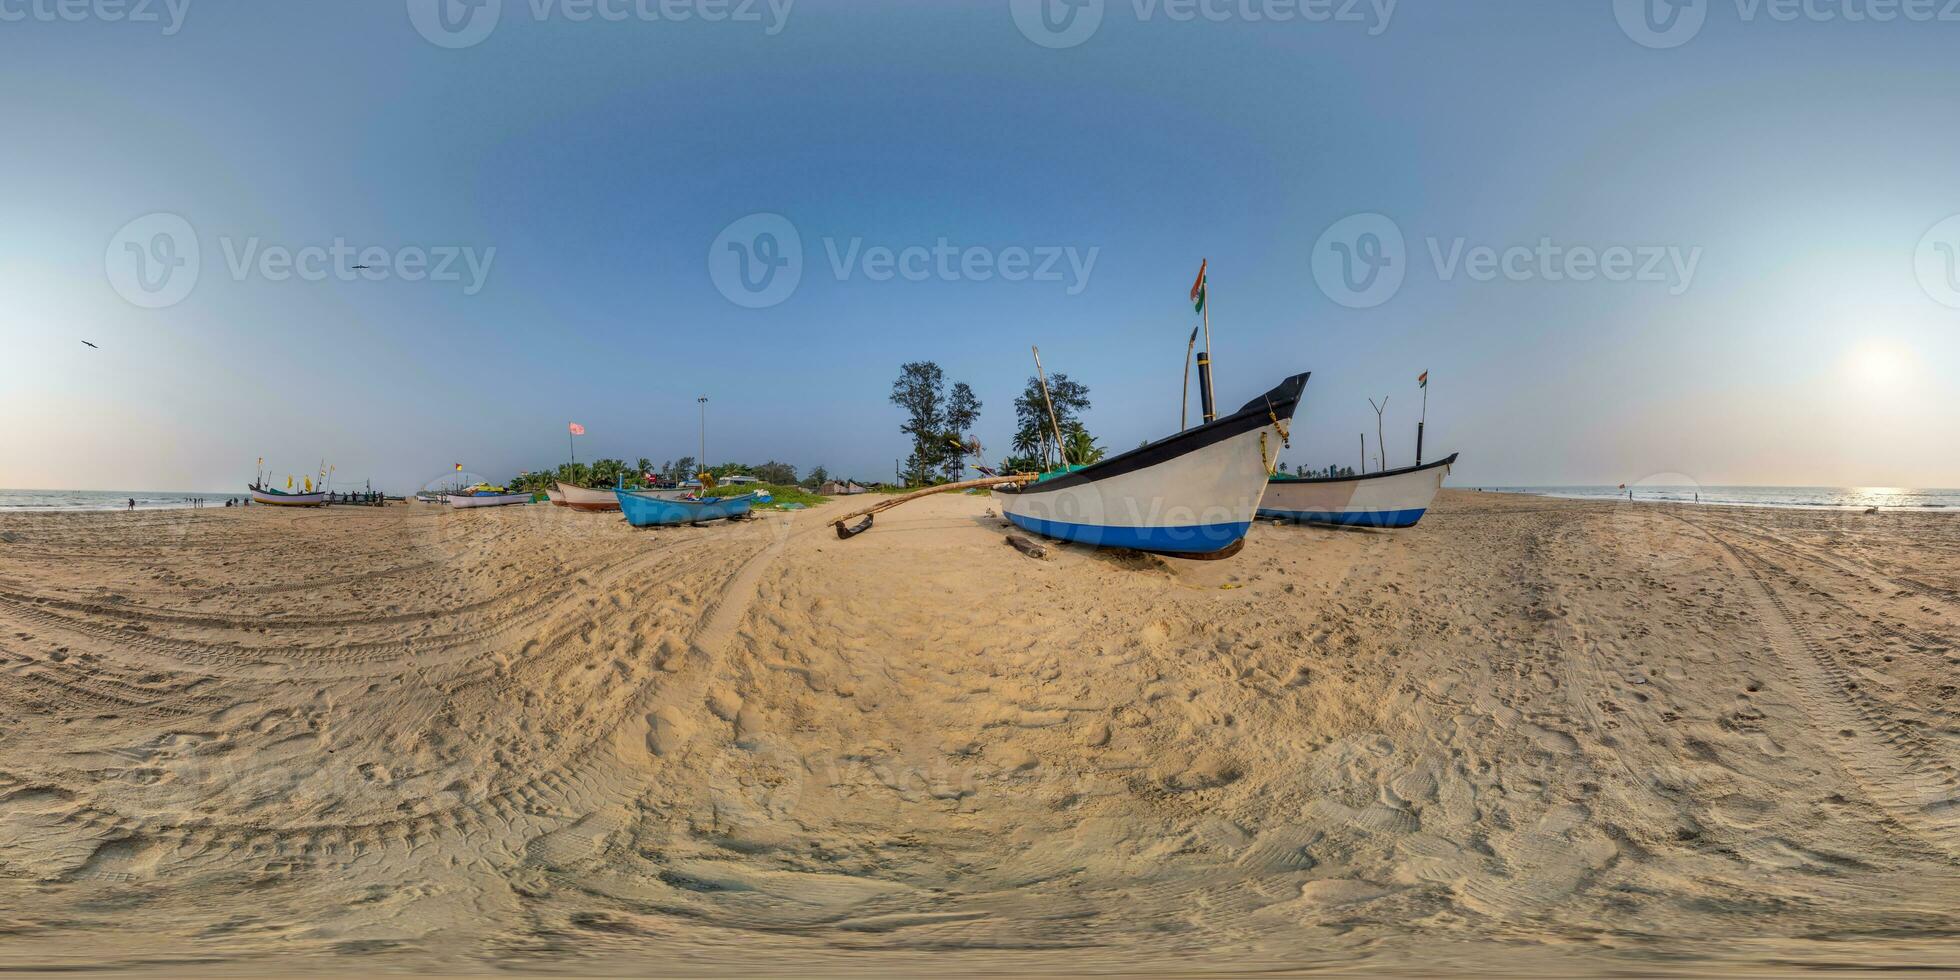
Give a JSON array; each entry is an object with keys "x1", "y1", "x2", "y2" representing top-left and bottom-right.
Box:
[
  {"x1": 1369, "y1": 397, "x2": 1389, "y2": 473},
  {"x1": 1193, "y1": 260, "x2": 1215, "y2": 423},
  {"x1": 1180, "y1": 326, "x2": 1198, "y2": 431},
  {"x1": 1031, "y1": 346, "x2": 1069, "y2": 469}
]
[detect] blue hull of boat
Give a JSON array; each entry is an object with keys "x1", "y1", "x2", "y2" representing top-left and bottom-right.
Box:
[
  {"x1": 1259, "y1": 507, "x2": 1428, "y2": 529},
  {"x1": 1002, "y1": 513, "x2": 1253, "y2": 553},
  {"x1": 616, "y1": 490, "x2": 757, "y2": 527}
]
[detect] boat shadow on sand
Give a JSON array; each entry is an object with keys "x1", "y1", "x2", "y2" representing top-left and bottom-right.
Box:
[{"x1": 973, "y1": 513, "x2": 1175, "y2": 573}]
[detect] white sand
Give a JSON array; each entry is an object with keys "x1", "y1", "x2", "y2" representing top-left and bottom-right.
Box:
[{"x1": 0, "y1": 491, "x2": 1956, "y2": 974}]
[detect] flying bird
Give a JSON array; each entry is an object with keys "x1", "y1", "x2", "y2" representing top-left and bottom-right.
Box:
[
  {"x1": 81, "y1": 340, "x2": 99, "y2": 349},
  {"x1": 351, "y1": 264, "x2": 373, "y2": 270}
]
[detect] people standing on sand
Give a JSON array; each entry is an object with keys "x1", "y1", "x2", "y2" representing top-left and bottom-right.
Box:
[{"x1": 127, "y1": 498, "x2": 135, "y2": 509}]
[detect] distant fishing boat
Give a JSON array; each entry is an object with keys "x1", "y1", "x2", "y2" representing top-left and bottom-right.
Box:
[
  {"x1": 447, "y1": 485, "x2": 532, "y2": 508},
  {"x1": 1260, "y1": 453, "x2": 1458, "y2": 529},
  {"x1": 551, "y1": 483, "x2": 623, "y2": 512},
  {"x1": 994, "y1": 372, "x2": 1309, "y2": 557},
  {"x1": 248, "y1": 485, "x2": 326, "y2": 507},
  {"x1": 616, "y1": 490, "x2": 758, "y2": 527}
]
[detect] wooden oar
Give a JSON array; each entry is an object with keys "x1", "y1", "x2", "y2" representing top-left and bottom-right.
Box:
[{"x1": 832, "y1": 474, "x2": 1037, "y2": 539}]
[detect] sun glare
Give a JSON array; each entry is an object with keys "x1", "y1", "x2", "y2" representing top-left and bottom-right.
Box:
[{"x1": 1845, "y1": 341, "x2": 1909, "y2": 388}]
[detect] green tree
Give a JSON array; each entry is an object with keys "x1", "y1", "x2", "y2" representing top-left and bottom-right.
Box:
[
  {"x1": 752, "y1": 460, "x2": 797, "y2": 484},
  {"x1": 804, "y1": 464, "x2": 829, "y2": 488},
  {"x1": 1012, "y1": 372, "x2": 1091, "y2": 469},
  {"x1": 942, "y1": 381, "x2": 982, "y2": 482},
  {"x1": 1062, "y1": 423, "x2": 1105, "y2": 466},
  {"x1": 890, "y1": 361, "x2": 947, "y2": 485}
]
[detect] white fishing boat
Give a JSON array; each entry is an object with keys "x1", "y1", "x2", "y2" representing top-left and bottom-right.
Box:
[
  {"x1": 447, "y1": 487, "x2": 532, "y2": 508},
  {"x1": 551, "y1": 483, "x2": 626, "y2": 512},
  {"x1": 1259, "y1": 453, "x2": 1458, "y2": 529},
  {"x1": 994, "y1": 372, "x2": 1308, "y2": 557},
  {"x1": 248, "y1": 485, "x2": 327, "y2": 507}
]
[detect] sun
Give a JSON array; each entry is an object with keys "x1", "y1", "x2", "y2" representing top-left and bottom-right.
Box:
[{"x1": 1845, "y1": 341, "x2": 1909, "y2": 388}]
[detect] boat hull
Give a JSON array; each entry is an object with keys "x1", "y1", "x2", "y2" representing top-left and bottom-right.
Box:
[
  {"x1": 448, "y1": 492, "x2": 532, "y2": 508},
  {"x1": 249, "y1": 487, "x2": 326, "y2": 507},
  {"x1": 1259, "y1": 453, "x2": 1457, "y2": 529},
  {"x1": 553, "y1": 483, "x2": 623, "y2": 512},
  {"x1": 994, "y1": 372, "x2": 1308, "y2": 555},
  {"x1": 616, "y1": 490, "x2": 757, "y2": 527}
]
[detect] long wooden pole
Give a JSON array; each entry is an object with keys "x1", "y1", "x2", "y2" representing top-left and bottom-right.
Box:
[
  {"x1": 1200, "y1": 287, "x2": 1214, "y2": 422},
  {"x1": 1032, "y1": 346, "x2": 1068, "y2": 469},
  {"x1": 1369, "y1": 396, "x2": 1389, "y2": 472},
  {"x1": 832, "y1": 474, "x2": 1037, "y2": 538},
  {"x1": 1180, "y1": 336, "x2": 1191, "y2": 431}
]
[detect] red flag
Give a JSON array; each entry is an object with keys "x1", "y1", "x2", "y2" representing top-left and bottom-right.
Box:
[{"x1": 568, "y1": 422, "x2": 585, "y2": 436}]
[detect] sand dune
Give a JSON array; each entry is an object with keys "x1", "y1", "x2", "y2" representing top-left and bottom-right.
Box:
[{"x1": 1, "y1": 492, "x2": 1956, "y2": 974}]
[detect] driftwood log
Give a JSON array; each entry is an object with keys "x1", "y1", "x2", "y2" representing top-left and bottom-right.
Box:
[
  {"x1": 1005, "y1": 534, "x2": 1047, "y2": 559},
  {"x1": 832, "y1": 474, "x2": 1037, "y2": 539}
]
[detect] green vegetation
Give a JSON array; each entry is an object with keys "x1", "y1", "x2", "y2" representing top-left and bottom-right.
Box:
[
  {"x1": 890, "y1": 361, "x2": 985, "y2": 485},
  {"x1": 508, "y1": 459, "x2": 651, "y2": 494},
  {"x1": 703, "y1": 482, "x2": 829, "y2": 509},
  {"x1": 1003, "y1": 371, "x2": 1097, "y2": 475}
]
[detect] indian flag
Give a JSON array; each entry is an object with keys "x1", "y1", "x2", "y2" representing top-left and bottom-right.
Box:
[
  {"x1": 1189, "y1": 259, "x2": 1207, "y2": 314},
  {"x1": 1418, "y1": 371, "x2": 1428, "y2": 389}
]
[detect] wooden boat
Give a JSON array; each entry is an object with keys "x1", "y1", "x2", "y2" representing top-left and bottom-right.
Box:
[
  {"x1": 248, "y1": 484, "x2": 326, "y2": 507},
  {"x1": 616, "y1": 490, "x2": 758, "y2": 527},
  {"x1": 993, "y1": 372, "x2": 1309, "y2": 557},
  {"x1": 552, "y1": 483, "x2": 625, "y2": 512},
  {"x1": 447, "y1": 487, "x2": 532, "y2": 508},
  {"x1": 1259, "y1": 453, "x2": 1458, "y2": 529}
]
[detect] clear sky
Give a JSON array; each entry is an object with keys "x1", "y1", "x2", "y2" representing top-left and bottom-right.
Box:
[{"x1": 3, "y1": 0, "x2": 1957, "y2": 493}]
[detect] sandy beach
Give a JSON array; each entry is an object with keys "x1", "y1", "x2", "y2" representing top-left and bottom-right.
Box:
[{"x1": 1, "y1": 491, "x2": 1956, "y2": 975}]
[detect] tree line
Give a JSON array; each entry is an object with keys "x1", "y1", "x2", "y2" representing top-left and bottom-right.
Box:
[
  {"x1": 506, "y1": 458, "x2": 858, "y2": 494},
  {"x1": 889, "y1": 360, "x2": 1104, "y2": 485}
]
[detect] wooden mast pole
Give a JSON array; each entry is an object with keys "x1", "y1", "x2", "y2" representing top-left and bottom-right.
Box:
[
  {"x1": 1032, "y1": 346, "x2": 1069, "y2": 469},
  {"x1": 1181, "y1": 325, "x2": 1198, "y2": 431}
]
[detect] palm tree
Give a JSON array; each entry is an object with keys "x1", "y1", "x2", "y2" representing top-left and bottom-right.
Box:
[{"x1": 1062, "y1": 424, "x2": 1104, "y2": 466}]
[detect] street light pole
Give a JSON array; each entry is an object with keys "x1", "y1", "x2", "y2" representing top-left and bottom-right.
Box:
[{"x1": 697, "y1": 396, "x2": 708, "y2": 478}]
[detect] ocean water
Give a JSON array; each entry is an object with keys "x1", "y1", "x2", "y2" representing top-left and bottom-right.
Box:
[
  {"x1": 1486, "y1": 486, "x2": 1960, "y2": 512},
  {"x1": 0, "y1": 489, "x2": 244, "y2": 512}
]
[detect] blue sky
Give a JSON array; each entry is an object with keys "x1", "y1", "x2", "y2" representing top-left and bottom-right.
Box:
[{"x1": 3, "y1": 0, "x2": 1957, "y2": 492}]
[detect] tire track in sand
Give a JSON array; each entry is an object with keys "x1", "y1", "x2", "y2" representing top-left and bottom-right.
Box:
[{"x1": 1677, "y1": 516, "x2": 1960, "y2": 860}]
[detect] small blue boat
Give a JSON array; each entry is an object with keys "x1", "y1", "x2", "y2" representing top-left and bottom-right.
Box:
[{"x1": 615, "y1": 490, "x2": 759, "y2": 527}]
